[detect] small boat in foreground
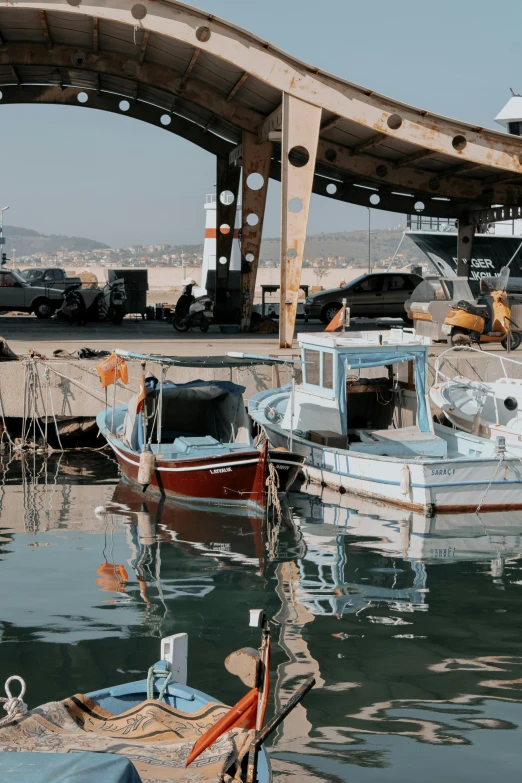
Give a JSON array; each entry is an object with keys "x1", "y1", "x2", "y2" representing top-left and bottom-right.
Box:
[
  {"x1": 96, "y1": 351, "x2": 304, "y2": 512},
  {"x1": 430, "y1": 346, "x2": 522, "y2": 449},
  {"x1": 250, "y1": 330, "x2": 522, "y2": 514},
  {"x1": 0, "y1": 613, "x2": 314, "y2": 782}
]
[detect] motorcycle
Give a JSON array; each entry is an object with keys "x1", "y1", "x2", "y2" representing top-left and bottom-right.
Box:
[
  {"x1": 58, "y1": 278, "x2": 127, "y2": 325},
  {"x1": 443, "y1": 267, "x2": 521, "y2": 351},
  {"x1": 100, "y1": 277, "x2": 127, "y2": 325},
  {"x1": 60, "y1": 283, "x2": 89, "y2": 324},
  {"x1": 173, "y1": 293, "x2": 214, "y2": 332}
]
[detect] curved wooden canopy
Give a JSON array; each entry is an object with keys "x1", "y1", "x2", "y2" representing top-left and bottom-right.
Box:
[{"x1": 0, "y1": 0, "x2": 521, "y2": 218}]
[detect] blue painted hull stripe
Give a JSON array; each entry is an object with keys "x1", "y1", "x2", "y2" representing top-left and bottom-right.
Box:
[{"x1": 306, "y1": 465, "x2": 522, "y2": 489}]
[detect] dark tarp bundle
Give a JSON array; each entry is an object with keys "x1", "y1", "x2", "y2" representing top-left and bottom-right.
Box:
[{"x1": 0, "y1": 338, "x2": 17, "y2": 362}]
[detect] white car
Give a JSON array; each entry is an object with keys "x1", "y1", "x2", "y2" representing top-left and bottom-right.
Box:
[{"x1": 0, "y1": 268, "x2": 64, "y2": 318}]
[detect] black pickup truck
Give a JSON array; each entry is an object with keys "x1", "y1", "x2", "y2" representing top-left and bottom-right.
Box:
[{"x1": 20, "y1": 268, "x2": 82, "y2": 290}]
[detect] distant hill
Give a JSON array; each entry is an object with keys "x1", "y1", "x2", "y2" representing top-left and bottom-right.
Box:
[
  {"x1": 168, "y1": 228, "x2": 423, "y2": 266},
  {"x1": 259, "y1": 228, "x2": 422, "y2": 266},
  {"x1": 4, "y1": 225, "x2": 109, "y2": 257}
]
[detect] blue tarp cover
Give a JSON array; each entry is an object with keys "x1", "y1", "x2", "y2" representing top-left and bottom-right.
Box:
[{"x1": 0, "y1": 751, "x2": 142, "y2": 783}]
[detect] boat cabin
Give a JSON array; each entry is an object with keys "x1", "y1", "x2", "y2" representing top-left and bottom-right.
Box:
[{"x1": 285, "y1": 331, "x2": 447, "y2": 458}]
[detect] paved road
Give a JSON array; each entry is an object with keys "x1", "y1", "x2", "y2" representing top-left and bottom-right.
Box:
[{"x1": 0, "y1": 314, "x2": 516, "y2": 359}]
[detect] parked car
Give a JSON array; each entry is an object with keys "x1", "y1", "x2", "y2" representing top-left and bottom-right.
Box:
[
  {"x1": 0, "y1": 268, "x2": 64, "y2": 318},
  {"x1": 304, "y1": 272, "x2": 423, "y2": 323},
  {"x1": 20, "y1": 267, "x2": 82, "y2": 290}
]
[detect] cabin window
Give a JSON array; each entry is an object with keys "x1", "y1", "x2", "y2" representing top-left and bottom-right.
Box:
[
  {"x1": 303, "y1": 348, "x2": 334, "y2": 391},
  {"x1": 304, "y1": 349, "x2": 320, "y2": 386},
  {"x1": 322, "y1": 352, "x2": 333, "y2": 389}
]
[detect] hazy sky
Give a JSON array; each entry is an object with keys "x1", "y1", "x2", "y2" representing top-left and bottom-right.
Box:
[{"x1": 3, "y1": 0, "x2": 521, "y2": 247}]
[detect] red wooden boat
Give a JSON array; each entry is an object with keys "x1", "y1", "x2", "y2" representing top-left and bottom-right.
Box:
[{"x1": 96, "y1": 351, "x2": 304, "y2": 512}]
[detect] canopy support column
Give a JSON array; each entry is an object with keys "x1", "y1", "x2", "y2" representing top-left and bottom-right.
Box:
[
  {"x1": 240, "y1": 131, "x2": 272, "y2": 331},
  {"x1": 280, "y1": 94, "x2": 321, "y2": 348},
  {"x1": 457, "y1": 217, "x2": 475, "y2": 278},
  {"x1": 215, "y1": 156, "x2": 241, "y2": 322}
]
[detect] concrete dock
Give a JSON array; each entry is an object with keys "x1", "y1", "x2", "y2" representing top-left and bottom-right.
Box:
[{"x1": 1, "y1": 316, "x2": 521, "y2": 422}]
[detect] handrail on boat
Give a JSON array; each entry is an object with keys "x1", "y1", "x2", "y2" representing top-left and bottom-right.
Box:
[{"x1": 433, "y1": 346, "x2": 522, "y2": 389}]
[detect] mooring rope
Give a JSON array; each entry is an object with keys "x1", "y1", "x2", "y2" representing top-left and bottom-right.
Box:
[
  {"x1": 146, "y1": 665, "x2": 172, "y2": 703},
  {"x1": 0, "y1": 676, "x2": 27, "y2": 728},
  {"x1": 476, "y1": 452, "x2": 505, "y2": 514},
  {"x1": 266, "y1": 458, "x2": 282, "y2": 522}
]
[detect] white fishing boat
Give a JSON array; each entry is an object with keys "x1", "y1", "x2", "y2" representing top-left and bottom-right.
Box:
[
  {"x1": 249, "y1": 331, "x2": 522, "y2": 514},
  {"x1": 430, "y1": 346, "x2": 522, "y2": 449}
]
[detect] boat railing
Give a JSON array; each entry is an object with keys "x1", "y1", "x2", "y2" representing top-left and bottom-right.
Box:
[{"x1": 433, "y1": 346, "x2": 522, "y2": 388}]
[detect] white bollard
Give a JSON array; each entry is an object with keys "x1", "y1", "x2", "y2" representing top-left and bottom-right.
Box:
[{"x1": 161, "y1": 634, "x2": 188, "y2": 685}]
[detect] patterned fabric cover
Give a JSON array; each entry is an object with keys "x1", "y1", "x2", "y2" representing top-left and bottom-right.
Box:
[{"x1": 0, "y1": 694, "x2": 254, "y2": 783}]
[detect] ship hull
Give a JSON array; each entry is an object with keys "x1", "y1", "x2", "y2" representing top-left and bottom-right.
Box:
[{"x1": 407, "y1": 230, "x2": 522, "y2": 291}]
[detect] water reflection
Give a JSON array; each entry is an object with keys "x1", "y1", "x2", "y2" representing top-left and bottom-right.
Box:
[{"x1": 2, "y1": 455, "x2": 522, "y2": 781}]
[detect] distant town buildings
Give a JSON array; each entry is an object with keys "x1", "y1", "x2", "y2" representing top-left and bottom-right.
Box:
[{"x1": 15, "y1": 244, "x2": 204, "y2": 269}]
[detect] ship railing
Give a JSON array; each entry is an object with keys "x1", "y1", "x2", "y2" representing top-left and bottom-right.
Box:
[{"x1": 433, "y1": 345, "x2": 522, "y2": 389}]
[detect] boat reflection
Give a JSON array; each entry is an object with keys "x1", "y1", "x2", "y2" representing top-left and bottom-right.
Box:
[
  {"x1": 267, "y1": 486, "x2": 522, "y2": 777},
  {"x1": 110, "y1": 481, "x2": 304, "y2": 573},
  {"x1": 289, "y1": 484, "x2": 522, "y2": 613}
]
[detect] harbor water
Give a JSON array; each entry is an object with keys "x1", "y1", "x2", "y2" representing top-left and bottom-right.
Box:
[{"x1": 1, "y1": 452, "x2": 522, "y2": 781}]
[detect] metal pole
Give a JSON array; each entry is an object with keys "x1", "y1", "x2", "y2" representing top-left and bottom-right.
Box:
[
  {"x1": 0, "y1": 207, "x2": 9, "y2": 267},
  {"x1": 111, "y1": 360, "x2": 117, "y2": 433},
  {"x1": 368, "y1": 207, "x2": 371, "y2": 274},
  {"x1": 289, "y1": 364, "x2": 295, "y2": 452},
  {"x1": 157, "y1": 366, "x2": 165, "y2": 449}
]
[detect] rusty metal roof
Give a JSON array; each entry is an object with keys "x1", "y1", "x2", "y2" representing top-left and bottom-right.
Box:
[{"x1": 1, "y1": 1, "x2": 521, "y2": 219}]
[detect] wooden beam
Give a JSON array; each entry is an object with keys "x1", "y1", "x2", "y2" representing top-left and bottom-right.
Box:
[
  {"x1": 39, "y1": 11, "x2": 53, "y2": 50},
  {"x1": 138, "y1": 29, "x2": 149, "y2": 66},
  {"x1": 392, "y1": 149, "x2": 436, "y2": 169},
  {"x1": 92, "y1": 18, "x2": 99, "y2": 54},
  {"x1": 179, "y1": 49, "x2": 199, "y2": 92},
  {"x1": 227, "y1": 71, "x2": 248, "y2": 102}
]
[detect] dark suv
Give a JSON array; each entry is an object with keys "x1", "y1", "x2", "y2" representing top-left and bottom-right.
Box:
[{"x1": 304, "y1": 272, "x2": 423, "y2": 323}]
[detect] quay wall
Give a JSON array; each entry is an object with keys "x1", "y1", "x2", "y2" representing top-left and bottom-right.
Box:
[
  {"x1": 0, "y1": 358, "x2": 293, "y2": 419},
  {"x1": 0, "y1": 349, "x2": 519, "y2": 420}
]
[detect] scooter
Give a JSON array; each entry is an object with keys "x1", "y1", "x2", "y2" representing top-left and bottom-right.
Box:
[
  {"x1": 443, "y1": 268, "x2": 521, "y2": 351},
  {"x1": 173, "y1": 294, "x2": 214, "y2": 332},
  {"x1": 100, "y1": 277, "x2": 127, "y2": 324}
]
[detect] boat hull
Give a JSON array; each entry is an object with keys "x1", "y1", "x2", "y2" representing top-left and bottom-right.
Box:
[
  {"x1": 251, "y1": 395, "x2": 522, "y2": 513},
  {"x1": 268, "y1": 448, "x2": 306, "y2": 493},
  {"x1": 87, "y1": 677, "x2": 271, "y2": 782},
  {"x1": 106, "y1": 433, "x2": 268, "y2": 512}
]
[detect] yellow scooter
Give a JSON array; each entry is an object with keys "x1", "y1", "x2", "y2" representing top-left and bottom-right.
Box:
[{"x1": 443, "y1": 269, "x2": 521, "y2": 351}]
